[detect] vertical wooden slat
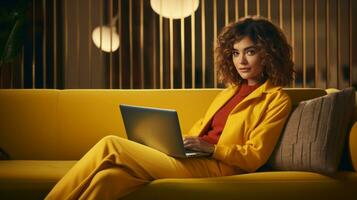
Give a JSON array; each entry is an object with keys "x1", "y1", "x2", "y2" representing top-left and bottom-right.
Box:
[
  {"x1": 326, "y1": 0, "x2": 330, "y2": 88},
  {"x1": 99, "y1": 0, "x2": 103, "y2": 87},
  {"x1": 119, "y1": 0, "x2": 123, "y2": 88},
  {"x1": 42, "y1": 0, "x2": 46, "y2": 88},
  {"x1": 244, "y1": 0, "x2": 248, "y2": 17},
  {"x1": 201, "y1": 0, "x2": 206, "y2": 88},
  {"x1": 350, "y1": 0, "x2": 353, "y2": 87},
  {"x1": 76, "y1": 0, "x2": 80, "y2": 87},
  {"x1": 169, "y1": 18, "x2": 174, "y2": 88},
  {"x1": 0, "y1": 66, "x2": 2, "y2": 88},
  {"x1": 153, "y1": 13, "x2": 157, "y2": 89},
  {"x1": 159, "y1": 2, "x2": 163, "y2": 89},
  {"x1": 32, "y1": 0, "x2": 36, "y2": 88},
  {"x1": 257, "y1": 0, "x2": 260, "y2": 16},
  {"x1": 10, "y1": 60, "x2": 13, "y2": 88},
  {"x1": 181, "y1": 8, "x2": 185, "y2": 88},
  {"x1": 303, "y1": 0, "x2": 306, "y2": 88},
  {"x1": 268, "y1": 0, "x2": 271, "y2": 20},
  {"x1": 88, "y1": 0, "x2": 92, "y2": 88},
  {"x1": 225, "y1": 0, "x2": 229, "y2": 25},
  {"x1": 235, "y1": 0, "x2": 239, "y2": 21},
  {"x1": 140, "y1": 0, "x2": 144, "y2": 89},
  {"x1": 279, "y1": 0, "x2": 283, "y2": 29},
  {"x1": 64, "y1": 0, "x2": 68, "y2": 88},
  {"x1": 291, "y1": 0, "x2": 295, "y2": 87},
  {"x1": 314, "y1": 0, "x2": 318, "y2": 87},
  {"x1": 53, "y1": 0, "x2": 57, "y2": 88},
  {"x1": 213, "y1": 0, "x2": 217, "y2": 87},
  {"x1": 109, "y1": 0, "x2": 113, "y2": 89},
  {"x1": 129, "y1": 0, "x2": 133, "y2": 88},
  {"x1": 337, "y1": 0, "x2": 340, "y2": 88},
  {"x1": 191, "y1": 1, "x2": 195, "y2": 88},
  {"x1": 21, "y1": 46, "x2": 24, "y2": 88}
]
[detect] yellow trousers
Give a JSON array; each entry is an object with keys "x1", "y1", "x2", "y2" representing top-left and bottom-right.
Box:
[{"x1": 45, "y1": 135, "x2": 238, "y2": 200}]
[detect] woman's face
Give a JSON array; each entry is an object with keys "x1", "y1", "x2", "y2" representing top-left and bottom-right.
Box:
[{"x1": 232, "y1": 36, "x2": 264, "y2": 86}]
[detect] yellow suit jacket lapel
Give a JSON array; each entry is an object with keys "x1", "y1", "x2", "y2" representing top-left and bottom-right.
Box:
[
  {"x1": 201, "y1": 85, "x2": 239, "y2": 126},
  {"x1": 230, "y1": 80, "x2": 281, "y2": 114},
  {"x1": 197, "y1": 80, "x2": 281, "y2": 135},
  {"x1": 202, "y1": 80, "x2": 281, "y2": 123}
]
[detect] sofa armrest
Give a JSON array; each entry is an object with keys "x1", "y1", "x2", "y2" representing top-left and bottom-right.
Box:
[{"x1": 350, "y1": 121, "x2": 357, "y2": 171}]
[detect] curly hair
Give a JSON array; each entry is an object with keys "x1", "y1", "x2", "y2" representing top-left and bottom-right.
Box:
[{"x1": 215, "y1": 16, "x2": 294, "y2": 87}]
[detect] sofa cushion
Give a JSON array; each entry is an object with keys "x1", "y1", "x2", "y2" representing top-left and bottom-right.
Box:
[
  {"x1": 0, "y1": 160, "x2": 76, "y2": 200},
  {"x1": 0, "y1": 88, "x2": 326, "y2": 160},
  {"x1": 122, "y1": 171, "x2": 357, "y2": 200},
  {"x1": 1, "y1": 161, "x2": 356, "y2": 200},
  {"x1": 268, "y1": 88, "x2": 355, "y2": 174},
  {"x1": 0, "y1": 90, "x2": 59, "y2": 160}
]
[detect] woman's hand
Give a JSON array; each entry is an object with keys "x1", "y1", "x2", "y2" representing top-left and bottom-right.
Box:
[{"x1": 183, "y1": 136, "x2": 215, "y2": 154}]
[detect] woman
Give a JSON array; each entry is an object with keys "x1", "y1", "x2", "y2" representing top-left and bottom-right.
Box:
[{"x1": 46, "y1": 16, "x2": 294, "y2": 200}]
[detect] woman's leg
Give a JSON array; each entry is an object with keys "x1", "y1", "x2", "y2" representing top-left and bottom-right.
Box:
[
  {"x1": 45, "y1": 135, "x2": 227, "y2": 200},
  {"x1": 79, "y1": 167, "x2": 147, "y2": 200}
]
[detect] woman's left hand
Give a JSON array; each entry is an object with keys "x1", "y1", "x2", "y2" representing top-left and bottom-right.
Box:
[{"x1": 183, "y1": 136, "x2": 215, "y2": 154}]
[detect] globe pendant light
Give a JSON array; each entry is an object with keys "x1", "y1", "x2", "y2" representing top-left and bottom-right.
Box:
[
  {"x1": 92, "y1": 16, "x2": 120, "y2": 52},
  {"x1": 150, "y1": 0, "x2": 199, "y2": 19}
]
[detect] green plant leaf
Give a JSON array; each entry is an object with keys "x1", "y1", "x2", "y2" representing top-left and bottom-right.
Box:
[
  {"x1": 0, "y1": 17, "x2": 25, "y2": 66},
  {"x1": 0, "y1": 1, "x2": 27, "y2": 67}
]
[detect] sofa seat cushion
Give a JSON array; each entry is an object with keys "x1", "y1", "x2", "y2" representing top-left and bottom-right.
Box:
[
  {"x1": 123, "y1": 171, "x2": 357, "y2": 200},
  {"x1": 0, "y1": 160, "x2": 356, "y2": 200},
  {"x1": 0, "y1": 160, "x2": 76, "y2": 200}
]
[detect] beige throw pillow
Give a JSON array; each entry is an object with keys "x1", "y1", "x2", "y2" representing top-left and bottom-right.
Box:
[{"x1": 268, "y1": 88, "x2": 355, "y2": 174}]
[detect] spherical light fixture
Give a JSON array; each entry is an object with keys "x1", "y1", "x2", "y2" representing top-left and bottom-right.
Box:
[
  {"x1": 150, "y1": 0, "x2": 199, "y2": 19},
  {"x1": 92, "y1": 26, "x2": 120, "y2": 52}
]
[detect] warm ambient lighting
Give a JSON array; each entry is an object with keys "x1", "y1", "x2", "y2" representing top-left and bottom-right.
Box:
[
  {"x1": 92, "y1": 16, "x2": 120, "y2": 53},
  {"x1": 150, "y1": 0, "x2": 199, "y2": 19}
]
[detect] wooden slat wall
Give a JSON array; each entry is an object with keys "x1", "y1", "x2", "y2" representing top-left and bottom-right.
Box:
[{"x1": 0, "y1": 0, "x2": 356, "y2": 89}]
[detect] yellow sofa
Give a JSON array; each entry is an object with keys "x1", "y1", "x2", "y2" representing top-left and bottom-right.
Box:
[{"x1": 0, "y1": 88, "x2": 356, "y2": 200}]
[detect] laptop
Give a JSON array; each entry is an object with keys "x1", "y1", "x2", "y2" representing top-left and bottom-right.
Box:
[{"x1": 119, "y1": 104, "x2": 210, "y2": 158}]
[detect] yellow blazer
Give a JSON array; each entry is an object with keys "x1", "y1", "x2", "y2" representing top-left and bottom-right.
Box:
[{"x1": 188, "y1": 80, "x2": 292, "y2": 173}]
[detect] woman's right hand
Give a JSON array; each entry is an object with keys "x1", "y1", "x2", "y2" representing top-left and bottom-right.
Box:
[{"x1": 183, "y1": 136, "x2": 215, "y2": 154}]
